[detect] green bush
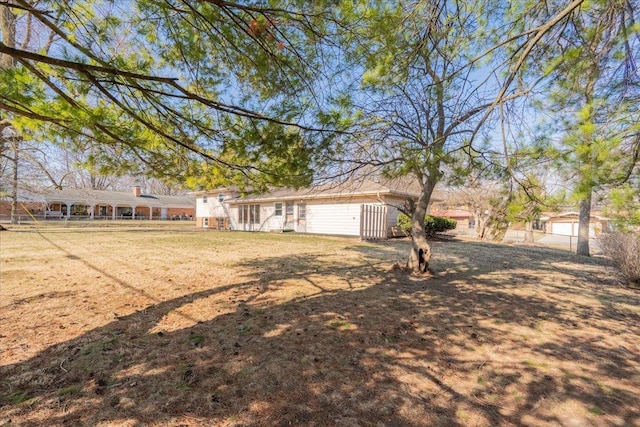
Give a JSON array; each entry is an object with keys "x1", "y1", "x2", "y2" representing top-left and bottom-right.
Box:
[{"x1": 397, "y1": 213, "x2": 457, "y2": 237}]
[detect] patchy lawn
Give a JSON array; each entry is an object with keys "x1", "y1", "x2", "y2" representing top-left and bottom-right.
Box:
[{"x1": 0, "y1": 225, "x2": 639, "y2": 427}]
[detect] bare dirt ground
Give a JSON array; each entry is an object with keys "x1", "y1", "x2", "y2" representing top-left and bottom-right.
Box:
[{"x1": 1, "y1": 224, "x2": 639, "y2": 426}]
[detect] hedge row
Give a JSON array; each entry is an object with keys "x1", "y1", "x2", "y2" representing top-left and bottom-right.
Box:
[{"x1": 397, "y1": 213, "x2": 457, "y2": 237}]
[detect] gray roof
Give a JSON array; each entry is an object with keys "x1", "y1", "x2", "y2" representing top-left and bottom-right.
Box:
[
  {"x1": 40, "y1": 188, "x2": 195, "y2": 208},
  {"x1": 223, "y1": 178, "x2": 435, "y2": 204},
  {"x1": 540, "y1": 211, "x2": 610, "y2": 221},
  {"x1": 4, "y1": 190, "x2": 47, "y2": 203}
]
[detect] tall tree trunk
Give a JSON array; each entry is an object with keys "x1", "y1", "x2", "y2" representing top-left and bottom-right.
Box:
[
  {"x1": 0, "y1": 2, "x2": 16, "y2": 69},
  {"x1": 524, "y1": 220, "x2": 534, "y2": 243},
  {"x1": 10, "y1": 138, "x2": 18, "y2": 224},
  {"x1": 577, "y1": 189, "x2": 592, "y2": 256},
  {"x1": 407, "y1": 177, "x2": 438, "y2": 273},
  {"x1": 2, "y1": 1, "x2": 17, "y2": 225},
  {"x1": 485, "y1": 194, "x2": 512, "y2": 241},
  {"x1": 473, "y1": 208, "x2": 487, "y2": 239}
]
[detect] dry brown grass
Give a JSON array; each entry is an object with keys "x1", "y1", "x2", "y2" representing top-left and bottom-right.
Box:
[{"x1": 1, "y1": 224, "x2": 639, "y2": 426}]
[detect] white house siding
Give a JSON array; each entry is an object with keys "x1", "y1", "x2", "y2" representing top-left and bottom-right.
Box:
[
  {"x1": 303, "y1": 202, "x2": 359, "y2": 235},
  {"x1": 224, "y1": 204, "x2": 277, "y2": 231},
  {"x1": 195, "y1": 198, "x2": 210, "y2": 218},
  {"x1": 197, "y1": 196, "x2": 229, "y2": 217},
  {"x1": 382, "y1": 196, "x2": 406, "y2": 232},
  {"x1": 227, "y1": 204, "x2": 240, "y2": 230},
  {"x1": 303, "y1": 197, "x2": 384, "y2": 236},
  {"x1": 196, "y1": 191, "x2": 419, "y2": 238},
  {"x1": 196, "y1": 196, "x2": 227, "y2": 228},
  {"x1": 257, "y1": 204, "x2": 286, "y2": 231},
  {"x1": 224, "y1": 197, "x2": 383, "y2": 236}
]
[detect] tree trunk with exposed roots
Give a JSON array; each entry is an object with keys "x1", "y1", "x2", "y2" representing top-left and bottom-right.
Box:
[{"x1": 407, "y1": 178, "x2": 438, "y2": 273}]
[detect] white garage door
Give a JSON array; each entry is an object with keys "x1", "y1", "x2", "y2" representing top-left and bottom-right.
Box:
[{"x1": 552, "y1": 222, "x2": 577, "y2": 236}]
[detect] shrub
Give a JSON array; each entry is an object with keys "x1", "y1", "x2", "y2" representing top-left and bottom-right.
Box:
[
  {"x1": 397, "y1": 213, "x2": 457, "y2": 237},
  {"x1": 597, "y1": 232, "x2": 640, "y2": 287}
]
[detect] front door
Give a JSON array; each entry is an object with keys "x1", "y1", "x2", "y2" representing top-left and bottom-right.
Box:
[
  {"x1": 284, "y1": 202, "x2": 294, "y2": 230},
  {"x1": 297, "y1": 203, "x2": 307, "y2": 232}
]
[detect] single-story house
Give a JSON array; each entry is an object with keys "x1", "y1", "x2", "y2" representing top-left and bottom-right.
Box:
[
  {"x1": 430, "y1": 209, "x2": 475, "y2": 229},
  {"x1": 0, "y1": 190, "x2": 47, "y2": 218},
  {"x1": 40, "y1": 186, "x2": 195, "y2": 220},
  {"x1": 539, "y1": 211, "x2": 610, "y2": 237},
  {"x1": 192, "y1": 179, "x2": 437, "y2": 239}
]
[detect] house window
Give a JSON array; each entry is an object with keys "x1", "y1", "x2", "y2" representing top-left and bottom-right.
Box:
[
  {"x1": 202, "y1": 195, "x2": 208, "y2": 203},
  {"x1": 239, "y1": 204, "x2": 260, "y2": 224},
  {"x1": 285, "y1": 201, "x2": 294, "y2": 215},
  {"x1": 274, "y1": 202, "x2": 283, "y2": 216},
  {"x1": 218, "y1": 194, "x2": 225, "y2": 202},
  {"x1": 203, "y1": 218, "x2": 209, "y2": 227},
  {"x1": 298, "y1": 203, "x2": 306, "y2": 220}
]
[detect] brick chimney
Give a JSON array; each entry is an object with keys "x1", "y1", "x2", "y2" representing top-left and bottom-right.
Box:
[{"x1": 133, "y1": 186, "x2": 141, "y2": 197}]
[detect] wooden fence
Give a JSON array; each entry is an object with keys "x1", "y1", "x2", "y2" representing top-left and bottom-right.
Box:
[{"x1": 360, "y1": 204, "x2": 387, "y2": 240}]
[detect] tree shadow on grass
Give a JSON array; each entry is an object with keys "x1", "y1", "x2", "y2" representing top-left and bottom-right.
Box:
[
  {"x1": 1, "y1": 239, "x2": 639, "y2": 426},
  {"x1": 351, "y1": 238, "x2": 613, "y2": 273}
]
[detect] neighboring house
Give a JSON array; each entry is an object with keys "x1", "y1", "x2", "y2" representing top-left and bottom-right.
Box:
[
  {"x1": 539, "y1": 211, "x2": 610, "y2": 237},
  {"x1": 430, "y1": 209, "x2": 475, "y2": 229},
  {"x1": 0, "y1": 201, "x2": 45, "y2": 218},
  {"x1": 40, "y1": 186, "x2": 195, "y2": 220},
  {"x1": 0, "y1": 190, "x2": 47, "y2": 218},
  {"x1": 192, "y1": 179, "x2": 437, "y2": 239}
]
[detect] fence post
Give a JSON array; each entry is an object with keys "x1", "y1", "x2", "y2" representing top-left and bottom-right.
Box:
[{"x1": 359, "y1": 204, "x2": 364, "y2": 240}]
